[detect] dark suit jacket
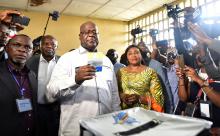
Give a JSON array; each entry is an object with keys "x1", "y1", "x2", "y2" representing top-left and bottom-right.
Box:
[
  {"x1": 26, "y1": 54, "x2": 60, "y2": 77},
  {"x1": 0, "y1": 61, "x2": 38, "y2": 136}
]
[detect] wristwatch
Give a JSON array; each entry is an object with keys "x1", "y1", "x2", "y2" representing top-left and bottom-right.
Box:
[{"x1": 201, "y1": 80, "x2": 209, "y2": 88}]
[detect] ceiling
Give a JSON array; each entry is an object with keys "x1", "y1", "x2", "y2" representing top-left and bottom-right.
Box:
[{"x1": 0, "y1": 0, "x2": 176, "y2": 21}]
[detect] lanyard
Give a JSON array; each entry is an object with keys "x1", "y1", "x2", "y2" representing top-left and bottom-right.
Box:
[
  {"x1": 196, "y1": 79, "x2": 215, "y2": 102},
  {"x1": 7, "y1": 65, "x2": 27, "y2": 97}
]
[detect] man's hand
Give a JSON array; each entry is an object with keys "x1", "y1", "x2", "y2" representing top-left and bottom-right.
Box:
[
  {"x1": 176, "y1": 66, "x2": 184, "y2": 79},
  {"x1": 184, "y1": 66, "x2": 201, "y2": 82},
  {"x1": 0, "y1": 10, "x2": 21, "y2": 23},
  {"x1": 75, "y1": 65, "x2": 96, "y2": 85},
  {"x1": 187, "y1": 22, "x2": 212, "y2": 45},
  {"x1": 0, "y1": 10, "x2": 24, "y2": 31},
  {"x1": 120, "y1": 93, "x2": 139, "y2": 106}
]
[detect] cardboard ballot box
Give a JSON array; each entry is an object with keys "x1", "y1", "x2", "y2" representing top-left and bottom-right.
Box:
[{"x1": 79, "y1": 107, "x2": 212, "y2": 136}]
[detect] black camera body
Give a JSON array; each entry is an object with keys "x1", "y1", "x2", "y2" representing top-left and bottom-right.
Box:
[
  {"x1": 11, "y1": 14, "x2": 30, "y2": 26},
  {"x1": 149, "y1": 29, "x2": 158, "y2": 37},
  {"x1": 156, "y1": 40, "x2": 168, "y2": 47},
  {"x1": 167, "y1": 51, "x2": 177, "y2": 60},
  {"x1": 165, "y1": 4, "x2": 183, "y2": 19},
  {"x1": 131, "y1": 27, "x2": 143, "y2": 36}
]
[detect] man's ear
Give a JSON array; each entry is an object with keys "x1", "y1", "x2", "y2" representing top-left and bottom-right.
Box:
[{"x1": 55, "y1": 45, "x2": 58, "y2": 50}]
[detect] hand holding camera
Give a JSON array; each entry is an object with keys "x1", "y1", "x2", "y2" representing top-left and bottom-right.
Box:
[
  {"x1": 187, "y1": 22, "x2": 212, "y2": 46},
  {"x1": 183, "y1": 66, "x2": 201, "y2": 82},
  {"x1": 0, "y1": 10, "x2": 30, "y2": 31},
  {"x1": 149, "y1": 29, "x2": 158, "y2": 38},
  {"x1": 0, "y1": 10, "x2": 21, "y2": 23}
]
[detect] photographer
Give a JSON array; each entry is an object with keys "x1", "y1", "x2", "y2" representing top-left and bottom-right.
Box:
[
  {"x1": 174, "y1": 43, "x2": 220, "y2": 129},
  {"x1": 188, "y1": 22, "x2": 220, "y2": 54},
  {"x1": 176, "y1": 64, "x2": 220, "y2": 128},
  {"x1": 188, "y1": 22, "x2": 220, "y2": 81},
  {"x1": 172, "y1": 7, "x2": 195, "y2": 68},
  {"x1": 165, "y1": 49, "x2": 179, "y2": 107},
  {"x1": 0, "y1": 10, "x2": 26, "y2": 62}
]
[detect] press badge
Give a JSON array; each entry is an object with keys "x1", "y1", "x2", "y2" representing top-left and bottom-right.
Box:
[
  {"x1": 200, "y1": 100, "x2": 212, "y2": 118},
  {"x1": 16, "y1": 98, "x2": 32, "y2": 112}
]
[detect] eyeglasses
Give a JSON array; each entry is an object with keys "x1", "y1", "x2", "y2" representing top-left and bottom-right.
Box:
[
  {"x1": 80, "y1": 30, "x2": 99, "y2": 36},
  {"x1": 9, "y1": 43, "x2": 33, "y2": 52}
]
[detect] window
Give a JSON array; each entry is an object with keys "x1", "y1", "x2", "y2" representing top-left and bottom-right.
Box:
[
  {"x1": 199, "y1": 0, "x2": 205, "y2": 6},
  {"x1": 164, "y1": 30, "x2": 169, "y2": 40},
  {"x1": 192, "y1": 0, "x2": 197, "y2": 7},
  {"x1": 154, "y1": 13, "x2": 158, "y2": 22},
  {"x1": 146, "y1": 17, "x2": 149, "y2": 25},
  {"x1": 159, "y1": 32, "x2": 164, "y2": 40},
  {"x1": 185, "y1": 0, "x2": 191, "y2": 7},
  {"x1": 159, "y1": 21, "x2": 163, "y2": 30},
  {"x1": 206, "y1": 3, "x2": 215, "y2": 17},
  {"x1": 127, "y1": 0, "x2": 220, "y2": 48},
  {"x1": 163, "y1": 9, "x2": 167, "y2": 19},
  {"x1": 163, "y1": 20, "x2": 168, "y2": 30},
  {"x1": 154, "y1": 23, "x2": 158, "y2": 29},
  {"x1": 179, "y1": 2, "x2": 184, "y2": 9},
  {"x1": 159, "y1": 11, "x2": 163, "y2": 21},
  {"x1": 150, "y1": 15, "x2": 154, "y2": 23}
]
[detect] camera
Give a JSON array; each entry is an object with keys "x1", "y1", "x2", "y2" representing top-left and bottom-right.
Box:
[
  {"x1": 165, "y1": 4, "x2": 183, "y2": 19},
  {"x1": 156, "y1": 40, "x2": 168, "y2": 47},
  {"x1": 11, "y1": 14, "x2": 30, "y2": 26},
  {"x1": 131, "y1": 25, "x2": 143, "y2": 36},
  {"x1": 167, "y1": 52, "x2": 177, "y2": 60},
  {"x1": 149, "y1": 29, "x2": 158, "y2": 37}
]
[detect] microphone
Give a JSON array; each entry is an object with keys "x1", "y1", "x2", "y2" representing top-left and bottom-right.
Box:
[{"x1": 49, "y1": 11, "x2": 59, "y2": 21}]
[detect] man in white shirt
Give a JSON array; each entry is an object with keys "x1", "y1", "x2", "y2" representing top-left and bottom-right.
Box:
[
  {"x1": 27, "y1": 35, "x2": 60, "y2": 136},
  {"x1": 46, "y1": 21, "x2": 121, "y2": 136}
]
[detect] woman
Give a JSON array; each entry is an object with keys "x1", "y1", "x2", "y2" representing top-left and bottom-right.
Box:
[
  {"x1": 117, "y1": 45, "x2": 164, "y2": 112},
  {"x1": 176, "y1": 46, "x2": 220, "y2": 127}
]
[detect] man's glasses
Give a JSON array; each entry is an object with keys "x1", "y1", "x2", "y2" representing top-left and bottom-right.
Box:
[
  {"x1": 9, "y1": 43, "x2": 33, "y2": 52},
  {"x1": 80, "y1": 30, "x2": 99, "y2": 36}
]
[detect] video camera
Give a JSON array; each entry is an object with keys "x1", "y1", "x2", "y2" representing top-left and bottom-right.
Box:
[
  {"x1": 156, "y1": 40, "x2": 168, "y2": 47},
  {"x1": 165, "y1": 4, "x2": 201, "y2": 24},
  {"x1": 149, "y1": 29, "x2": 158, "y2": 37},
  {"x1": 11, "y1": 14, "x2": 30, "y2": 26},
  {"x1": 165, "y1": 4, "x2": 202, "y2": 40},
  {"x1": 165, "y1": 4, "x2": 183, "y2": 19},
  {"x1": 131, "y1": 25, "x2": 143, "y2": 36}
]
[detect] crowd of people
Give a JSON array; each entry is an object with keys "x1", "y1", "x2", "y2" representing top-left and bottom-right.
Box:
[{"x1": 0, "y1": 9, "x2": 220, "y2": 136}]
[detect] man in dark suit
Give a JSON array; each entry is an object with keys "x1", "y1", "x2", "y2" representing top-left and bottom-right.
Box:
[
  {"x1": 0, "y1": 34, "x2": 38, "y2": 136},
  {"x1": 27, "y1": 35, "x2": 60, "y2": 136}
]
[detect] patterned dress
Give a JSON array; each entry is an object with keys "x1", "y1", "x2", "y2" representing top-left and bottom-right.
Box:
[{"x1": 117, "y1": 67, "x2": 164, "y2": 112}]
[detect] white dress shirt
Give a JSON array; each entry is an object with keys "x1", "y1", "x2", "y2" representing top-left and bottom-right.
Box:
[
  {"x1": 46, "y1": 46, "x2": 121, "y2": 136},
  {"x1": 38, "y1": 55, "x2": 57, "y2": 104}
]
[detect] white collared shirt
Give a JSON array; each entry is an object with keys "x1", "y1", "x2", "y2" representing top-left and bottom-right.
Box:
[
  {"x1": 38, "y1": 55, "x2": 57, "y2": 104},
  {"x1": 46, "y1": 46, "x2": 121, "y2": 136}
]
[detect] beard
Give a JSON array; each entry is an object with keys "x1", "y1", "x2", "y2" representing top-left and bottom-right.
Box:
[
  {"x1": 43, "y1": 50, "x2": 55, "y2": 58},
  {"x1": 10, "y1": 58, "x2": 26, "y2": 68},
  {"x1": 82, "y1": 42, "x2": 98, "y2": 52}
]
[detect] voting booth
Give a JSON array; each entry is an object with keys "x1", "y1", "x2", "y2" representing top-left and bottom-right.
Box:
[{"x1": 79, "y1": 107, "x2": 212, "y2": 136}]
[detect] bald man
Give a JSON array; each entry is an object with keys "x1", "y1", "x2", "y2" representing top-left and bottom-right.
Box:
[{"x1": 46, "y1": 21, "x2": 121, "y2": 136}]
